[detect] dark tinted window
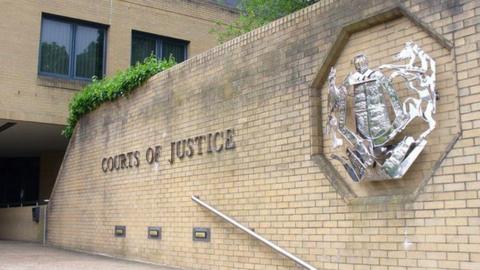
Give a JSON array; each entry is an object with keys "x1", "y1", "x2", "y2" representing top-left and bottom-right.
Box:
[
  {"x1": 75, "y1": 25, "x2": 105, "y2": 79},
  {"x1": 131, "y1": 31, "x2": 188, "y2": 65},
  {"x1": 163, "y1": 40, "x2": 186, "y2": 63},
  {"x1": 39, "y1": 15, "x2": 106, "y2": 80},
  {"x1": 39, "y1": 19, "x2": 71, "y2": 75},
  {"x1": 131, "y1": 35, "x2": 156, "y2": 65}
]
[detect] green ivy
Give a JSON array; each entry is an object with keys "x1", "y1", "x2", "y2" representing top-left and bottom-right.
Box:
[{"x1": 62, "y1": 56, "x2": 176, "y2": 138}]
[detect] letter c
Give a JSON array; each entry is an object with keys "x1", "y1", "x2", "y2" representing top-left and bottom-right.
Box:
[
  {"x1": 214, "y1": 131, "x2": 224, "y2": 152},
  {"x1": 101, "y1": 158, "x2": 108, "y2": 173}
]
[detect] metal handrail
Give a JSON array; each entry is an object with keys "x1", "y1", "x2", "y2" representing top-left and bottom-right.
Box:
[
  {"x1": 191, "y1": 195, "x2": 319, "y2": 270},
  {"x1": 0, "y1": 200, "x2": 48, "y2": 209}
]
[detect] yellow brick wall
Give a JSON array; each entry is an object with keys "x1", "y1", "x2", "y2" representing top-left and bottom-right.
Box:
[
  {"x1": 47, "y1": 0, "x2": 480, "y2": 269},
  {"x1": 0, "y1": 206, "x2": 46, "y2": 242},
  {"x1": 0, "y1": 0, "x2": 237, "y2": 125}
]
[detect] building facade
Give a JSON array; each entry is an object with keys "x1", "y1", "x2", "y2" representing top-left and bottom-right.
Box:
[
  {"x1": 44, "y1": 0, "x2": 480, "y2": 269},
  {"x1": 0, "y1": 0, "x2": 237, "y2": 210},
  {"x1": 2, "y1": 0, "x2": 480, "y2": 270}
]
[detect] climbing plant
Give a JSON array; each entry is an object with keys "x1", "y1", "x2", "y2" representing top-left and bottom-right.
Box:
[{"x1": 63, "y1": 56, "x2": 176, "y2": 138}]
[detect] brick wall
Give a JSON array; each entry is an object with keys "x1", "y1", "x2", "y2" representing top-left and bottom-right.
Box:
[
  {"x1": 47, "y1": 0, "x2": 480, "y2": 269},
  {"x1": 0, "y1": 0, "x2": 237, "y2": 125},
  {"x1": 0, "y1": 206, "x2": 46, "y2": 242}
]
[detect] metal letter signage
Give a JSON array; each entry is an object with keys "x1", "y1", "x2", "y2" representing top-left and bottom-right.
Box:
[
  {"x1": 326, "y1": 41, "x2": 436, "y2": 182},
  {"x1": 101, "y1": 128, "x2": 236, "y2": 173}
]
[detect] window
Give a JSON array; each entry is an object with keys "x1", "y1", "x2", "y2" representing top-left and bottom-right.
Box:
[
  {"x1": 39, "y1": 14, "x2": 106, "y2": 80},
  {"x1": 131, "y1": 31, "x2": 188, "y2": 65}
]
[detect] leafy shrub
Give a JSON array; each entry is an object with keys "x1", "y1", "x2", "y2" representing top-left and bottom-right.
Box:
[
  {"x1": 211, "y1": 0, "x2": 319, "y2": 43},
  {"x1": 63, "y1": 56, "x2": 176, "y2": 138}
]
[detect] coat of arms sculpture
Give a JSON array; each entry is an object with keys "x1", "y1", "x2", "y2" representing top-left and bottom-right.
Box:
[{"x1": 326, "y1": 41, "x2": 437, "y2": 182}]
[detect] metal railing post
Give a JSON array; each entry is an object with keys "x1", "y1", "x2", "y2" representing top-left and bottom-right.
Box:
[
  {"x1": 43, "y1": 205, "x2": 48, "y2": 246},
  {"x1": 192, "y1": 195, "x2": 319, "y2": 270}
]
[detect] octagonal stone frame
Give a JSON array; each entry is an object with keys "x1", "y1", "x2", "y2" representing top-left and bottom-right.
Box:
[{"x1": 309, "y1": 5, "x2": 462, "y2": 205}]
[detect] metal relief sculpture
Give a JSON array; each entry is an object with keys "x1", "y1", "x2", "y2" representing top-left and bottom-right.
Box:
[{"x1": 326, "y1": 41, "x2": 436, "y2": 182}]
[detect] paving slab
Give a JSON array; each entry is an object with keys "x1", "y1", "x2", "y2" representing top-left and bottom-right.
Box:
[{"x1": 0, "y1": 241, "x2": 179, "y2": 270}]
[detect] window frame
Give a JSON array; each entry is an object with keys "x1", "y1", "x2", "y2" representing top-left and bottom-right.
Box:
[
  {"x1": 38, "y1": 13, "x2": 108, "y2": 81},
  {"x1": 130, "y1": 30, "x2": 189, "y2": 65}
]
